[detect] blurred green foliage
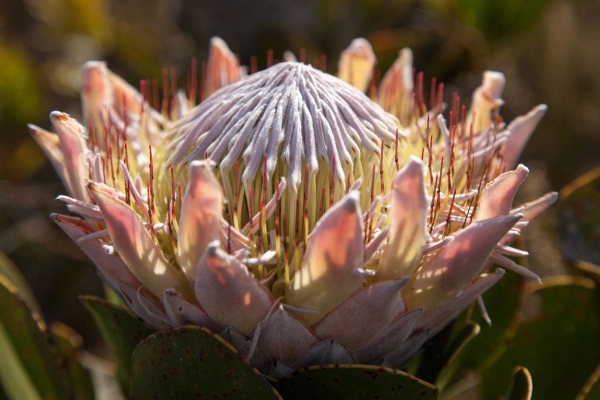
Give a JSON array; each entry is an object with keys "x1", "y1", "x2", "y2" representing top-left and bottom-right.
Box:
[
  {"x1": 480, "y1": 277, "x2": 600, "y2": 399},
  {"x1": 429, "y1": 0, "x2": 551, "y2": 41},
  {"x1": 0, "y1": 45, "x2": 44, "y2": 129}
]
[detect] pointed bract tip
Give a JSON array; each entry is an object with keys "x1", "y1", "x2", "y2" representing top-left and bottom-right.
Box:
[
  {"x1": 50, "y1": 111, "x2": 69, "y2": 122},
  {"x1": 87, "y1": 181, "x2": 118, "y2": 199},
  {"x1": 82, "y1": 61, "x2": 107, "y2": 74},
  {"x1": 399, "y1": 47, "x2": 413, "y2": 60},
  {"x1": 27, "y1": 124, "x2": 43, "y2": 135},
  {"x1": 163, "y1": 288, "x2": 179, "y2": 296},
  {"x1": 468, "y1": 213, "x2": 523, "y2": 238},
  {"x1": 482, "y1": 71, "x2": 506, "y2": 100},
  {"x1": 86, "y1": 181, "x2": 100, "y2": 191},
  {"x1": 343, "y1": 191, "x2": 361, "y2": 212},
  {"x1": 401, "y1": 155, "x2": 425, "y2": 175},
  {"x1": 515, "y1": 164, "x2": 530, "y2": 174},
  {"x1": 513, "y1": 213, "x2": 524, "y2": 221},
  {"x1": 395, "y1": 276, "x2": 410, "y2": 290},
  {"x1": 209, "y1": 36, "x2": 229, "y2": 49},
  {"x1": 189, "y1": 159, "x2": 217, "y2": 172},
  {"x1": 275, "y1": 304, "x2": 286, "y2": 315},
  {"x1": 407, "y1": 154, "x2": 424, "y2": 166},
  {"x1": 348, "y1": 38, "x2": 375, "y2": 53},
  {"x1": 205, "y1": 240, "x2": 221, "y2": 257},
  {"x1": 283, "y1": 51, "x2": 297, "y2": 62}
]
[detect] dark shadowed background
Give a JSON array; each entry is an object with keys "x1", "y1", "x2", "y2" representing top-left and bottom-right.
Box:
[{"x1": 0, "y1": 0, "x2": 598, "y2": 347}]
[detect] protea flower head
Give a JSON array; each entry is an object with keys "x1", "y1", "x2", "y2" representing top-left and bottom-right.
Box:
[{"x1": 31, "y1": 36, "x2": 557, "y2": 376}]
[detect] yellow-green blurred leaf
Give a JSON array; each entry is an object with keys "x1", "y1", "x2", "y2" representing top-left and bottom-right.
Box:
[
  {"x1": 0, "y1": 253, "x2": 41, "y2": 314},
  {"x1": 0, "y1": 275, "x2": 70, "y2": 400},
  {"x1": 24, "y1": 0, "x2": 113, "y2": 45},
  {"x1": 0, "y1": 45, "x2": 44, "y2": 126}
]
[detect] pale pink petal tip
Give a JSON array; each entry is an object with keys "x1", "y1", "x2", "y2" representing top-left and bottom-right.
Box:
[
  {"x1": 337, "y1": 38, "x2": 376, "y2": 92},
  {"x1": 28, "y1": 124, "x2": 68, "y2": 190},
  {"x1": 378, "y1": 48, "x2": 413, "y2": 122},
  {"x1": 194, "y1": 241, "x2": 275, "y2": 336},
  {"x1": 49, "y1": 111, "x2": 90, "y2": 202},
  {"x1": 475, "y1": 164, "x2": 529, "y2": 221},
  {"x1": 88, "y1": 182, "x2": 193, "y2": 300},
  {"x1": 378, "y1": 156, "x2": 429, "y2": 281},
  {"x1": 177, "y1": 160, "x2": 223, "y2": 283},
  {"x1": 468, "y1": 71, "x2": 506, "y2": 132},
  {"x1": 481, "y1": 71, "x2": 506, "y2": 102},
  {"x1": 503, "y1": 104, "x2": 548, "y2": 169},
  {"x1": 287, "y1": 191, "x2": 364, "y2": 325},
  {"x1": 51, "y1": 213, "x2": 141, "y2": 290},
  {"x1": 205, "y1": 36, "x2": 243, "y2": 98},
  {"x1": 403, "y1": 214, "x2": 521, "y2": 310}
]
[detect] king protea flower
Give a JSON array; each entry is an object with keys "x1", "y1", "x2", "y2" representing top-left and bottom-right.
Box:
[{"x1": 30, "y1": 37, "x2": 557, "y2": 376}]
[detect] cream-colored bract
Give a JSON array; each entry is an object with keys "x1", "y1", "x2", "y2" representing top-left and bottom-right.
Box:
[{"x1": 33, "y1": 36, "x2": 557, "y2": 377}]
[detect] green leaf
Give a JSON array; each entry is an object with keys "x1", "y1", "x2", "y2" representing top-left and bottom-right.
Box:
[
  {"x1": 0, "y1": 275, "x2": 69, "y2": 400},
  {"x1": 507, "y1": 367, "x2": 533, "y2": 400},
  {"x1": 559, "y1": 166, "x2": 600, "y2": 266},
  {"x1": 0, "y1": 321, "x2": 42, "y2": 400},
  {"x1": 50, "y1": 322, "x2": 95, "y2": 400},
  {"x1": 428, "y1": 0, "x2": 551, "y2": 42},
  {"x1": 0, "y1": 252, "x2": 41, "y2": 314},
  {"x1": 80, "y1": 295, "x2": 153, "y2": 395},
  {"x1": 481, "y1": 277, "x2": 600, "y2": 399},
  {"x1": 416, "y1": 321, "x2": 480, "y2": 388},
  {"x1": 276, "y1": 364, "x2": 439, "y2": 400},
  {"x1": 129, "y1": 326, "x2": 282, "y2": 399},
  {"x1": 103, "y1": 283, "x2": 124, "y2": 306},
  {"x1": 451, "y1": 269, "x2": 525, "y2": 376}
]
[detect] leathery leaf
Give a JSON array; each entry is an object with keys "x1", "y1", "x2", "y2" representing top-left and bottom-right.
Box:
[
  {"x1": 129, "y1": 326, "x2": 282, "y2": 399},
  {"x1": 481, "y1": 277, "x2": 600, "y2": 399},
  {"x1": 80, "y1": 295, "x2": 153, "y2": 395},
  {"x1": 276, "y1": 364, "x2": 438, "y2": 399}
]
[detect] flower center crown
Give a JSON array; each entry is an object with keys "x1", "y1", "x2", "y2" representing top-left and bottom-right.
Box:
[{"x1": 167, "y1": 61, "x2": 404, "y2": 263}]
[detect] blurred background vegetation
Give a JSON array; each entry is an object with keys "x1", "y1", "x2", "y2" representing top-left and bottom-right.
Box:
[{"x1": 0, "y1": 0, "x2": 598, "y2": 352}]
